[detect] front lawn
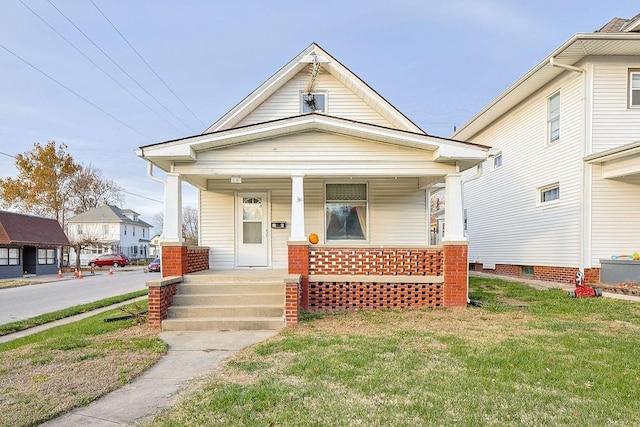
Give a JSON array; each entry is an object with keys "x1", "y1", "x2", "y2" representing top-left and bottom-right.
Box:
[
  {"x1": 147, "y1": 277, "x2": 640, "y2": 426},
  {"x1": 0, "y1": 300, "x2": 166, "y2": 427}
]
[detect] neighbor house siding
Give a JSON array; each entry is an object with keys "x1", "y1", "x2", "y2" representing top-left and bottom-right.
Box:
[
  {"x1": 591, "y1": 58, "x2": 640, "y2": 153},
  {"x1": 463, "y1": 73, "x2": 584, "y2": 268},
  {"x1": 235, "y1": 69, "x2": 397, "y2": 129},
  {"x1": 590, "y1": 164, "x2": 640, "y2": 265}
]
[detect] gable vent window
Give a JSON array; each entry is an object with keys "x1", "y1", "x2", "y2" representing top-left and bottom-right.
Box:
[
  {"x1": 630, "y1": 70, "x2": 640, "y2": 107},
  {"x1": 302, "y1": 93, "x2": 326, "y2": 113}
]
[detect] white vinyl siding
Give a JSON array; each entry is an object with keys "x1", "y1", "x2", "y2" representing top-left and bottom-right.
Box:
[
  {"x1": 462, "y1": 73, "x2": 583, "y2": 268},
  {"x1": 591, "y1": 60, "x2": 640, "y2": 153},
  {"x1": 188, "y1": 132, "x2": 450, "y2": 178},
  {"x1": 589, "y1": 164, "x2": 640, "y2": 265},
  {"x1": 199, "y1": 177, "x2": 428, "y2": 269},
  {"x1": 235, "y1": 68, "x2": 398, "y2": 128}
]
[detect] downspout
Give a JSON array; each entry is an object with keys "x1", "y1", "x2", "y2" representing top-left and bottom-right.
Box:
[
  {"x1": 146, "y1": 161, "x2": 165, "y2": 185},
  {"x1": 461, "y1": 160, "x2": 485, "y2": 304},
  {"x1": 549, "y1": 57, "x2": 588, "y2": 275}
]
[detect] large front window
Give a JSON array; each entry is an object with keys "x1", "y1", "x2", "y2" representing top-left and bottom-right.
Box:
[
  {"x1": 38, "y1": 248, "x2": 55, "y2": 265},
  {"x1": 325, "y1": 183, "x2": 367, "y2": 241}
]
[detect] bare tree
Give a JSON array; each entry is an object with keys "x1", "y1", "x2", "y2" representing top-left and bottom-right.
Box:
[
  {"x1": 67, "y1": 164, "x2": 124, "y2": 215},
  {"x1": 67, "y1": 224, "x2": 110, "y2": 270},
  {"x1": 153, "y1": 207, "x2": 198, "y2": 245},
  {"x1": 182, "y1": 206, "x2": 199, "y2": 246}
]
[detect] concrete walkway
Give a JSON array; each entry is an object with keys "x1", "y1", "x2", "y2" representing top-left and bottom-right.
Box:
[{"x1": 42, "y1": 330, "x2": 278, "y2": 426}]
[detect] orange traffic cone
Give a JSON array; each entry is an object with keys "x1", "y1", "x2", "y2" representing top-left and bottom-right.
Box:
[
  {"x1": 78, "y1": 269, "x2": 83, "y2": 279},
  {"x1": 109, "y1": 268, "x2": 114, "y2": 275},
  {"x1": 57, "y1": 269, "x2": 63, "y2": 278},
  {"x1": 74, "y1": 268, "x2": 78, "y2": 277}
]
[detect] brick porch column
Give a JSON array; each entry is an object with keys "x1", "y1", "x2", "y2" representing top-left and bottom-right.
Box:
[
  {"x1": 288, "y1": 241, "x2": 309, "y2": 318},
  {"x1": 443, "y1": 241, "x2": 468, "y2": 307},
  {"x1": 161, "y1": 242, "x2": 188, "y2": 278}
]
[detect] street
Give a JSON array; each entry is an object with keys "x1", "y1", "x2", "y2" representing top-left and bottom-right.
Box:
[{"x1": 0, "y1": 269, "x2": 156, "y2": 325}]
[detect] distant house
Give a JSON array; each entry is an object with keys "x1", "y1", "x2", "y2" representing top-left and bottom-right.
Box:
[
  {"x1": 149, "y1": 234, "x2": 161, "y2": 257},
  {"x1": 454, "y1": 13, "x2": 640, "y2": 284},
  {"x1": 0, "y1": 210, "x2": 69, "y2": 279},
  {"x1": 67, "y1": 205, "x2": 152, "y2": 264}
]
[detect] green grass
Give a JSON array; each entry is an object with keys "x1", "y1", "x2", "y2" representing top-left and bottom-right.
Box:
[
  {"x1": 0, "y1": 290, "x2": 148, "y2": 336},
  {"x1": 147, "y1": 277, "x2": 640, "y2": 426},
  {"x1": 0, "y1": 300, "x2": 166, "y2": 426}
]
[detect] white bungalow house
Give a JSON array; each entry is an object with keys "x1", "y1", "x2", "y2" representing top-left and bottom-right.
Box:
[
  {"x1": 67, "y1": 205, "x2": 152, "y2": 264},
  {"x1": 137, "y1": 43, "x2": 489, "y2": 328},
  {"x1": 454, "y1": 14, "x2": 640, "y2": 285}
]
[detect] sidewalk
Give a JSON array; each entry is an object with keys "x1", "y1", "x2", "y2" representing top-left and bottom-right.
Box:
[{"x1": 42, "y1": 330, "x2": 278, "y2": 426}]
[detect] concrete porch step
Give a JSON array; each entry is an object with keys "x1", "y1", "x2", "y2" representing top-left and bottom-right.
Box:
[
  {"x1": 167, "y1": 304, "x2": 284, "y2": 318},
  {"x1": 172, "y1": 293, "x2": 283, "y2": 306},
  {"x1": 161, "y1": 317, "x2": 284, "y2": 331},
  {"x1": 177, "y1": 283, "x2": 284, "y2": 295}
]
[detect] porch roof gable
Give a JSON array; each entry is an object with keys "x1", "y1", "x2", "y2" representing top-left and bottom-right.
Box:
[{"x1": 138, "y1": 114, "x2": 490, "y2": 173}]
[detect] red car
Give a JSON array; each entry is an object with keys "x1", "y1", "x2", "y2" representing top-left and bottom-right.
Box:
[
  {"x1": 88, "y1": 253, "x2": 130, "y2": 268},
  {"x1": 147, "y1": 258, "x2": 161, "y2": 272}
]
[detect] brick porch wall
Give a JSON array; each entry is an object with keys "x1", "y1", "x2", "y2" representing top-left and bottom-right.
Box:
[
  {"x1": 471, "y1": 263, "x2": 601, "y2": 285},
  {"x1": 147, "y1": 276, "x2": 181, "y2": 327},
  {"x1": 187, "y1": 247, "x2": 209, "y2": 274},
  {"x1": 286, "y1": 244, "x2": 466, "y2": 321}
]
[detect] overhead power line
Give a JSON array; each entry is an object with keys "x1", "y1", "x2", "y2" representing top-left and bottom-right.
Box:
[
  {"x1": 89, "y1": 0, "x2": 207, "y2": 129},
  {"x1": 0, "y1": 150, "x2": 161, "y2": 203},
  {"x1": 0, "y1": 42, "x2": 154, "y2": 141},
  {"x1": 18, "y1": 0, "x2": 185, "y2": 135},
  {"x1": 46, "y1": 0, "x2": 198, "y2": 133}
]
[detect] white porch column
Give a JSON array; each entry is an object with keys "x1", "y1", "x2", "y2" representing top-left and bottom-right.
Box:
[
  {"x1": 443, "y1": 172, "x2": 467, "y2": 242},
  {"x1": 290, "y1": 174, "x2": 306, "y2": 240},
  {"x1": 163, "y1": 172, "x2": 183, "y2": 243}
]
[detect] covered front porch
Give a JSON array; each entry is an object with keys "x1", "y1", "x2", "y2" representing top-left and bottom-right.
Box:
[{"x1": 139, "y1": 115, "x2": 488, "y2": 327}]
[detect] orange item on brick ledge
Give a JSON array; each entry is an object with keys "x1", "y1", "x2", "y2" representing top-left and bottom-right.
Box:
[{"x1": 308, "y1": 233, "x2": 319, "y2": 244}]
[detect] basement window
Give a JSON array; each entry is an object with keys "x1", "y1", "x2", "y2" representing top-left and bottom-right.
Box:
[
  {"x1": 301, "y1": 92, "x2": 326, "y2": 113},
  {"x1": 521, "y1": 266, "x2": 534, "y2": 276}
]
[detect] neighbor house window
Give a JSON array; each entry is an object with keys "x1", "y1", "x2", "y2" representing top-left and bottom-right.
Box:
[
  {"x1": 325, "y1": 183, "x2": 367, "y2": 241},
  {"x1": 103, "y1": 225, "x2": 109, "y2": 236},
  {"x1": 493, "y1": 153, "x2": 503, "y2": 169},
  {"x1": 38, "y1": 248, "x2": 55, "y2": 265},
  {"x1": 539, "y1": 183, "x2": 560, "y2": 204},
  {"x1": 77, "y1": 224, "x2": 83, "y2": 235},
  {"x1": 629, "y1": 70, "x2": 640, "y2": 107},
  {"x1": 547, "y1": 92, "x2": 560, "y2": 143},
  {"x1": 0, "y1": 248, "x2": 20, "y2": 266},
  {"x1": 301, "y1": 92, "x2": 326, "y2": 113}
]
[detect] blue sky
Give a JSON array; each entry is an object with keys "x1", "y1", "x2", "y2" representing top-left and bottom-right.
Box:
[{"x1": 1, "y1": 1, "x2": 637, "y2": 226}]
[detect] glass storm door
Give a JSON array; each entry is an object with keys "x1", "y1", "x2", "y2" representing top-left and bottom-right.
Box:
[{"x1": 237, "y1": 193, "x2": 268, "y2": 267}]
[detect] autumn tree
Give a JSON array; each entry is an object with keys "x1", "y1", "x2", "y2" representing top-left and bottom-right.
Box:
[
  {"x1": 0, "y1": 141, "x2": 80, "y2": 224},
  {"x1": 67, "y1": 164, "x2": 124, "y2": 215}
]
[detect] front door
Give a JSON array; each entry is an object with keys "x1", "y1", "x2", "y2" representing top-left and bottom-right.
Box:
[{"x1": 237, "y1": 192, "x2": 269, "y2": 267}]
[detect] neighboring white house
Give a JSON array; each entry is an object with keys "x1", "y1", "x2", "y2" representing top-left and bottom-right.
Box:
[
  {"x1": 137, "y1": 43, "x2": 489, "y2": 271},
  {"x1": 149, "y1": 234, "x2": 161, "y2": 257},
  {"x1": 454, "y1": 14, "x2": 640, "y2": 284},
  {"x1": 67, "y1": 205, "x2": 153, "y2": 264}
]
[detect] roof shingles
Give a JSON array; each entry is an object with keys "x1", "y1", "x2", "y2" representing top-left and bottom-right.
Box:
[{"x1": 0, "y1": 211, "x2": 70, "y2": 246}]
